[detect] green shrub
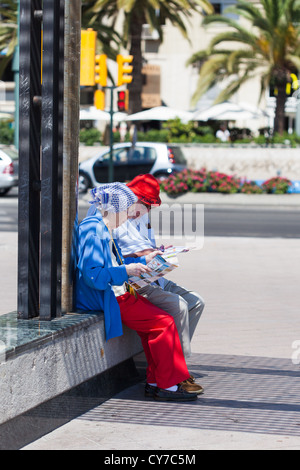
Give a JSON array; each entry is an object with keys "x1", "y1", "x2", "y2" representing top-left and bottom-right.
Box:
[
  {"x1": 191, "y1": 133, "x2": 217, "y2": 143},
  {"x1": 162, "y1": 118, "x2": 193, "y2": 141},
  {"x1": 159, "y1": 169, "x2": 293, "y2": 196},
  {"x1": 79, "y1": 127, "x2": 102, "y2": 146},
  {"x1": 261, "y1": 176, "x2": 292, "y2": 194},
  {"x1": 137, "y1": 129, "x2": 169, "y2": 142},
  {"x1": 160, "y1": 168, "x2": 208, "y2": 195},
  {"x1": 0, "y1": 121, "x2": 14, "y2": 145},
  {"x1": 160, "y1": 168, "x2": 240, "y2": 195},
  {"x1": 206, "y1": 171, "x2": 240, "y2": 194},
  {"x1": 254, "y1": 132, "x2": 300, "y2": 147},
  {"x1": 240, "y1": 181, "x2": 264, "y2": 194}
]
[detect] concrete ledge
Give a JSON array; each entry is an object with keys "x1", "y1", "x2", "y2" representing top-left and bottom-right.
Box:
[{"x1": 0, "y1": 311, "x2": 142, "y2": 426}]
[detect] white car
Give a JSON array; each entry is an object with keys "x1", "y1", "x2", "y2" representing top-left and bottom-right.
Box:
[
  {"x1": 0, "y1": 147, "x2": 18, "y2": 196},
  {"x1": 78, "y1": 142, "x2": 187, "y2": 193}
]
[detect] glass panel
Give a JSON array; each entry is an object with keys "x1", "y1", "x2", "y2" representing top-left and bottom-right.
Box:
[{"x1": 128, "y1": 146, "x2": 156, "y2": 162}]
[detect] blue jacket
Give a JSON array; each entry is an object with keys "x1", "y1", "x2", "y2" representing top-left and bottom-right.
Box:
[{"x1": 74, "y1": 212, "x2": 146, "y2": 341}]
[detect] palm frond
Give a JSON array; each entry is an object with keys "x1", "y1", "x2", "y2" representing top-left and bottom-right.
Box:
[
  {"x1": 214, "y1": 72, "x2": 255, "y2": 104},
  {"x1": 0, "y1": 1, "x2": 18, "y2": 78},
  {"x1": 190, "y1": 53, "x2": 230, "y2": 105},
  {"x1": 190, "y1": 0, "x2": 300, "y2": 104}
]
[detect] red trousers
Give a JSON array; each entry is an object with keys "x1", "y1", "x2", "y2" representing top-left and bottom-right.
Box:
[{"x1": 117, "y1": 292, "x2": 190, "y2": 389}]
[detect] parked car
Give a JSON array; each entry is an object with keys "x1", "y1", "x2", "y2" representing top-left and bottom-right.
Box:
[
  {"x1": 0, "y1": 147, "x2": 18, "y2": 196},
  {"x1": 78, "y1": 142, "x2": 187, "y2": 193}
]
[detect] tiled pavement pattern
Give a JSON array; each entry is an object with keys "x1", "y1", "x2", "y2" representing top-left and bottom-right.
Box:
[{"x1": 77, "y1": 353, "x2": 300, "y2": 438}]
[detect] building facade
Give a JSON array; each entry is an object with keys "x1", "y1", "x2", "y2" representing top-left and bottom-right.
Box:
[{"x1": 140, "y1": 0, "x2": 298, "y2": 133}]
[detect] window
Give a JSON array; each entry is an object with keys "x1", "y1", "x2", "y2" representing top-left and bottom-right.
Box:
[
  {"x1": 212, "y1": 3, "x2": 221, "y2": 14},
  {"x1": 100, "y1": 148, "x2": 128, "y2": 163},
  {"x1": 128, "y1": 146, "x2": 156, "y2": 162},
  {"x1": 99, "y1": 146, "x2": 157, "y2": 164},
  {"x1": 211, "y1": 1, "x2": 238, "y2": 19}
]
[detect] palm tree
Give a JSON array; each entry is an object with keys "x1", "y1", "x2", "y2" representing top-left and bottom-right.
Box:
[
  {"x1": 187, "y1": 0, "x2": 300, "y2": 134},
  {"x1": 0, "y1": 0, "x2": 18, "y2": 78},
  {"x1": 83, "y1": 0, "x2": 214, "y2": 113}
]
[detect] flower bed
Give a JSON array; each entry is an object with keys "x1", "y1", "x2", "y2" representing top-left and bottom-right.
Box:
[
  {"x1": 159, "y1": 169, "x2": 292, "y2": 196},
  {"x1": 261, "y1": 177, "x2": 292, "y2": 194},
  {"x1": 239, "y1": 181, "x2": 264, "y2": 194}
]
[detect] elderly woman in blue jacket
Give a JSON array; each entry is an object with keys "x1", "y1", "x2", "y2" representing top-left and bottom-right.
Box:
[{"x1": 75, "y1": 182, "x2": 199, "y2": 402}]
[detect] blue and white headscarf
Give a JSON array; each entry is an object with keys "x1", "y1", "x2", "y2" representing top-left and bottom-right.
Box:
[{"x1": 88, "y1": 182, "x2": 137, "y2": 215}]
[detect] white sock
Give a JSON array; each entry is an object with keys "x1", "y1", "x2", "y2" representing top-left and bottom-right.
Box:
[{"x1": 164, "y1": 385, "x2": 178, "y2": 392}]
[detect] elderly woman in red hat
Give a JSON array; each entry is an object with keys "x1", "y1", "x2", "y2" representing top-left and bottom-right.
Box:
[
  {"x1": 114, "y1": 174, "x2": 206, "y2": 393},
  {"x1": 75, "y1": 182, "x2": 200, "y2": 401}
]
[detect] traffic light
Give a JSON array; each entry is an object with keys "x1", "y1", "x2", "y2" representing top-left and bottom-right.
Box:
[
  {"x1": 285, "y1": 73, "x2": 299, "y2": 96},
  {"x1": 117, "y1": 90, "x2": 129, "y2": 111},
  {"x1": 95, "y1": 54, "x2": 107, "y2": 87},
  {"x1": 274, "y1": 73, "x2": 299, "y2": 96},
  {"x1": 94, "y1": 89, "x2": 105, "y2": 110},
  {"x1": 117, "y1": 54, "x2": 133, "y2": 86},
  {"x1": 80, "y1": 29, "x2": 97, "y2": 86}
]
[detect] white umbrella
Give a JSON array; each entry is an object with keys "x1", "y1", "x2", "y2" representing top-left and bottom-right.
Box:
[
  {"x1": 80, "y1": 107, "x2": 127, "y2": 122},
  {"x1": 0, "y1": 112, "x2": 14, "y2": 120},
  {"x1": 192, "y1": 101, "x2": 267, "y2": 121},
  {"x1": 80, "y1": 108, "x2": 110, "y2": 121},
  {"x1": 125, "y1": 106, "x2": 193, "y2": 122}
]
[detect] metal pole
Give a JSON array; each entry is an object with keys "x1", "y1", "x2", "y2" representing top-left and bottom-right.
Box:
[
  {"x1": 12, "y1": 1, "x2": 19, "y2": 150},
  {"x1": 61, "y1": 0, "x2": 81, "y2": 313},
  {"x1": 18, "y1": 0, "x2": 42, "y2": 319},
  {"x1": 39, "y1": 0, "x2": 65, "y2": 320},
  {"x1": 109, "y1": 86, "x2": 114, "y2": 182}
]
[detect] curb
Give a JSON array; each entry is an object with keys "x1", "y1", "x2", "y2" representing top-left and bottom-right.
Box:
[{"x1": 159, "y1": 192, "x2": 300, "y2": 207}]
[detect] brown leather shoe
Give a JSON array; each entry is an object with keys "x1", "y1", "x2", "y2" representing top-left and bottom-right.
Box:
[{"x1": 179, "y1": 379, "x2": 204, "y2": 395}]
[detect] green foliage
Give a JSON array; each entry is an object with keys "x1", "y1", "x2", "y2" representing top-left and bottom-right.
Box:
[
  {"x1": 240, "y1": 181, "x2": 264, "y2": 194},
  {"x1": 206, "y1": 170, "x2": 240, "y2": 193},
  {"x1": 188, "y1": 0, "x2": 300, "y2": 134},
  {"x1": 135, "y1": 119, "x2": 217, "y2": 143},
  {"x1": 261, "y1": 176, "x2": 292, "y2": 194},
  {"x1": 79, "y1": 127, "x2": 102, "y2": 146},
  {"x1": 0, "y1": 121, "x2": 14, "y2": 145},
  {"x1": 83, "y1": 0, "x2": 214, "y2": 112},
  {"x1": 160, "y1": 168, "x2": 240, "y2": 195},
  {"x1": 83, "y1": 0, "x2": 214, "y2": 48},
  {"x1": 253, "y1": 132, "x2": 300, "y2": 147},
  {"x1": 137, "y1": 129, "x2": 169, "y2": 143},
  {"x1": 0, "y1": 0, "x2": 18, "y2": 78}
]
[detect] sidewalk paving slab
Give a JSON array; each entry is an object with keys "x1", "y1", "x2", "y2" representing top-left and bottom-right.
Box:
[{"x1": 19, "y1": 351, "x2": 300, "y2": 451}]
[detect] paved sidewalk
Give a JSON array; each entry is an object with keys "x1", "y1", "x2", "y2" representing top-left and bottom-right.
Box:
[{"x1": 20, "y1": 235, "x2": 300, "y2": 450}]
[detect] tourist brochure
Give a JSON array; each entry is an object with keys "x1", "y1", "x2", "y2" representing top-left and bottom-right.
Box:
[{"x1": 127, "y1": 246, "x2": 192, "y2": 290}]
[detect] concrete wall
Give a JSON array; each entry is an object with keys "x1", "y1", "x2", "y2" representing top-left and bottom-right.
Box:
[
  {"x1": 182, "y1": 145, "x2": 300, "y2": 180},
  {"x1": 79, "y1": 144, "x2": 300, "y2": 180}
]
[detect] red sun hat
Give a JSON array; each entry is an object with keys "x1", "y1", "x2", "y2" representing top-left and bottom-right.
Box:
[{"x1": 127, "y1": 174, "x2": 161, "y2": 206}]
